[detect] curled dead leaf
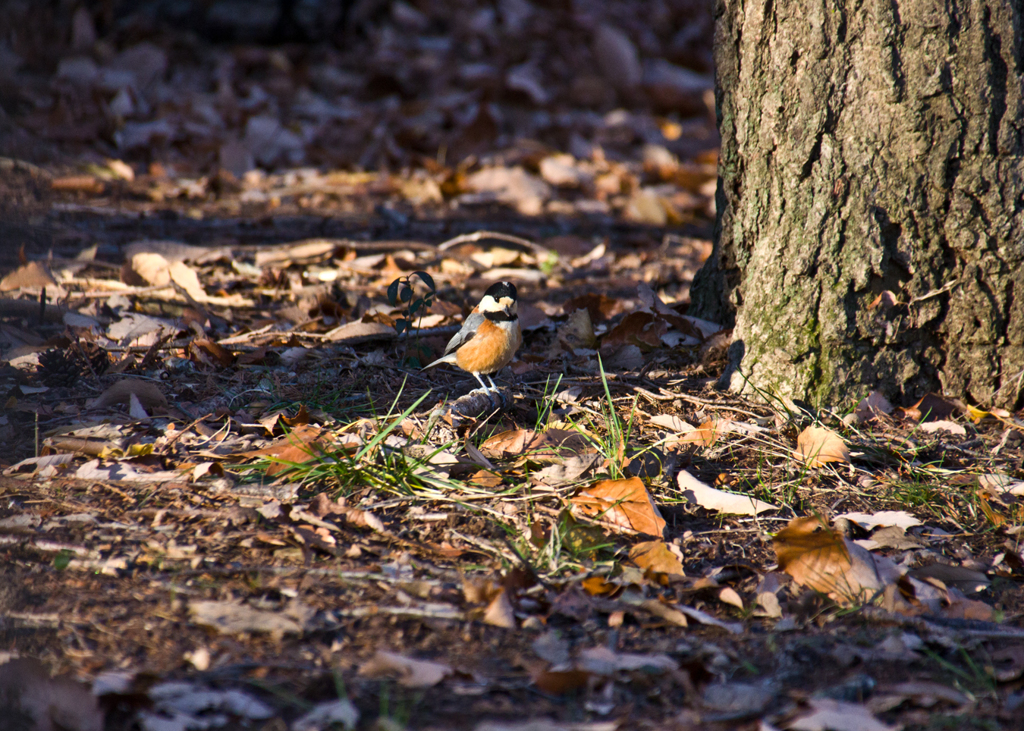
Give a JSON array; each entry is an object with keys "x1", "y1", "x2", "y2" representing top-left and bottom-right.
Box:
[
  {"x1": 676, "y1": 470, "x2": 778, "y2": 515},
  {"x1": 795, "y1": 426, "x2": 850, "y2": 467}
]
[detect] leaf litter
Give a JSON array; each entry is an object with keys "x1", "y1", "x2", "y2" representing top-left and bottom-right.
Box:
[{"x1": 0, "y1": 3, "x2": 1022, "y2": 730}]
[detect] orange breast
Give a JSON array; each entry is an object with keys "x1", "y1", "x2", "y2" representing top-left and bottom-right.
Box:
[{"x1": 456, "y1": 319, "x2": 521, "y2": 374}]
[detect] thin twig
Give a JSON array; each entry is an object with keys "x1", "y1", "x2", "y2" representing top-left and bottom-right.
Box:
[{"x1": 437, "y1": 230, "x2": 547, "y2": 254}]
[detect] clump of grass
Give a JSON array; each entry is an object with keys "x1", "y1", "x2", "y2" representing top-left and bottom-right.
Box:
[
  {"x1": 238, "y1": 384, "x2": 463, "y2": 498},
  {"x1": 527, "y1": 510, "x2": 617, "y2": 574},
  {"x1": 560, "y1": 356, "x2": 644, "y2": 479}
]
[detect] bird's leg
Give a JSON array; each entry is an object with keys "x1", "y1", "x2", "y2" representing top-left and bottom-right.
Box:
[
  {"x1": 472, "y1": 372, "x2": 490, "y2": 392},
  {"x1": 486, "y1": 374, "x2": 498, "y2": 392}
]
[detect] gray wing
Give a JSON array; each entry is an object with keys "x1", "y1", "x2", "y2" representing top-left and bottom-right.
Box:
[{"x1": 444, "y1": 311, "x2": 485, "y2": 354}]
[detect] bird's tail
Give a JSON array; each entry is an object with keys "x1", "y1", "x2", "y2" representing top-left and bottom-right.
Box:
[{"x1": 423, "y1": 353, "x2": 454, "y2": 370}]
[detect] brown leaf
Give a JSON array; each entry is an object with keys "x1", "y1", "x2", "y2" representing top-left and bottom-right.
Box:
[
  {"x1": 898, "y1": 392, "x2": 964, "y2": 422},
  {"x1": 358, "y1": 651, "x2": 451, "y2": 688},
  {"x1": 579, "y1": 578, "x2": 619, "y2": 602},
  {"x1": 483, "y1": 588, "x2": 517, "y2": 629},
  {"x1": 718, "y1": 587, "x2": 744, "y2": 610},
  {"x1": 125, "y1": 252, "x2": 173, "y2": 286},
  {"x1": 773, "y1": 516, "x2": 901, "y2": 605},
  {"x1": 578, "y1": 646, "x2": 678, "y2": 675},
  {"x1": 241, "y1": 424, "x2": 335, "y2": 476},
  {"x1": 600, "y1": 311, "x2": 668, "y2": 352},
  {"x1": 189, "y1": 338, "x2": 235, "y2": 368},
  {"x1": 629, "y1": 540, "x2": 685, "y2": 576},
  {"x1": 90, "y1": 379, "x2": 168, "y2": 411},
  {"x1": 478, "y1": 428, "x2": 587, "y2": 461},
  {"x1": 680, "y1": 419, "x2": 729, "y2": 448},
  {"x1": 571, "y1": 476, "x2": 666, "y2": 537},
  {"x1": 562, "y1": 292, "x2": 624, "y2": 322},
  {"x1": 468, "y1": 469, "x2": 504, "y2": 489},
  {"x1": 552, "y1": 308, "x2": 597, "y2": 352},
  {"x1": 168, "y1": 260, "x2": 208, "y2": 301},
  {"x1": 795, "y1": 426, "x2": 850, "y2": 467},
  {"x1": 918, "y1": 419, "x2": 967, "y2": 435},
  {"x1": 0, "y1": 261, "x2": 61, "y2": 293}
]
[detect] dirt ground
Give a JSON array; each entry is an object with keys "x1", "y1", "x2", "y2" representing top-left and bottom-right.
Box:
[{"x1": 2, "y1": 3, "x2": 1024, "y2": 730}]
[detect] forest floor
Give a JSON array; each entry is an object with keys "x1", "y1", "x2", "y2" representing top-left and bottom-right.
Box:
[{"x1": 1, "y1": 3, "x2": 1024, "y2": 731}]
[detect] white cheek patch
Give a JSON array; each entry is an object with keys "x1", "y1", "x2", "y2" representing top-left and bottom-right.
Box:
[{"x1": 478, "y1": 295, "x2": 500, "y2": 312}]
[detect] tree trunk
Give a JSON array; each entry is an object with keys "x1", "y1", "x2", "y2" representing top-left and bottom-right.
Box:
[{"x1": 690, "y1": 0, "x2": 1024, "y2": 409}]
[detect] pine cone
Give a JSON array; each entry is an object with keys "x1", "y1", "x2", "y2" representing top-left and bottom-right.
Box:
[
  {"x1": 36, "y1": 348, "x2": 84, "y2": 387},
  {"x1": 35, "y1": 343, "x2": 111, "y2": 387}
]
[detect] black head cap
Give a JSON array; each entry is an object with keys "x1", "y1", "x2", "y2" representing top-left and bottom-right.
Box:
[{"x1": 484, "y1": 281, "x2": 517, "y2": 300}]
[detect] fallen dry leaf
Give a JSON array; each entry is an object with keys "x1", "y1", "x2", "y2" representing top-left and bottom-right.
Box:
[
  {"x1": 918, "y1": 419, "x2": 967, "y2": 435},
  {"x1": 838, "y1": 511, "x2": 921, "y2": 530},
  {"x1": 907, "y1": 563, "x2": 990, "y2": 593},
  {"x1": 795, "y1": 426, "x2": 850, "y2": 467},
  {"x1": 773, "y1": 516, "x2": 902, "y2": 605},
  {"x1": 718, "y1": 587, "x2": 744, "y2": 610},
  {"x1": 600, "y1": 311, "x2": 668, "y2": 352},
  {"x1": 872, "y1": 680, "x2": 970, "y2": 711},
  {"x1": 240, "y1": 425, "x2": 329, "y2": 475},
  {"x1": 577, "y1": 646, "x2": 677, "y2": 675},
  {"x1": 571, "y1": 476, "x2": 666, "y2": 536},
  {"x1": 0, "y1": 261, "x2": 60, "y2": 291},
  {"x1": 531, "y1": 453, "x2": 602, "y2": 488},
  {"x1": 788, "y1": 697, "x2": 898, "y2": 731},
  {"x1": 292, "y1": 699, "x2": 360, "y2": 731},
  {"x1": 0, "y1": 658, "x2": 103, "y2": 731},
  {"x1": 898, "y1": 392, "x2": 964, "y2": 422},
  {"x1": 479, "y1": 428, "x2": 587, "y2": 461},
  {"x1": 483, "y1": 588, "x2": 517, "y2": 629},
  {"x1": 358, "y1": 651, "x2": 452, "y2": 688},
  {"x1": 648, "y1": 413, "x2": 695, "y2": 433},
  {"x1": 552, "y1": 307, "x2": 597, "y2": 352},
  {"x1": 854, "y1": 390, "x2": 894, "y2": 421},
  {"x1": 90, "y1": 379, "x2": 168, "y2": 411},
  {"x1": 189, "y1": 600, "x2": 305, "y2": 636},
  {"x1": 680, "y1": 419, "x2": 729, "y2": 447},
  {"x1": 525, "y1": 665, "x2": 592, "y2": 697},
  {"x1": 676, "y1": 470, "x2": 778, "y2": 515},
  {"x1": 629, "y1": 540, "x2": 685, "y2": 576}
]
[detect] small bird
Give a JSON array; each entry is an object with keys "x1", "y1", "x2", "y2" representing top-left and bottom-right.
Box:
[{"x1": 424, "y1": 281, "x2": 522, "y2": 394}]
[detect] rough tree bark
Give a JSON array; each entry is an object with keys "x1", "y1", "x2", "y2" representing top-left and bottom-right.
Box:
[{"x1": 690, "y1": 0, "x2": 1024, "y2": 409}]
